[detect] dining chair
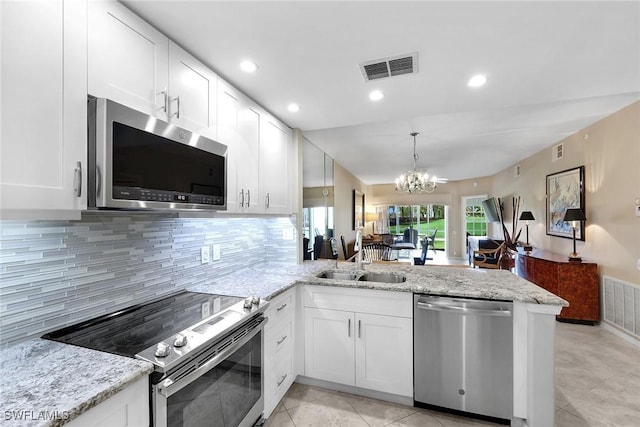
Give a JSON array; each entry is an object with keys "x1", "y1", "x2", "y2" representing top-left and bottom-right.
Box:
[{"x1": 362, "y1": 243, "x2": 393, "y2": 262}]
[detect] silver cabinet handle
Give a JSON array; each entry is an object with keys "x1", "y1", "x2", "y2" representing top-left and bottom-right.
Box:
[
  {"x1": 240, "y1": 189, "x2": 245, "y2": 207},
  {"x1": 172, "y1": 95, "x2": 180, "y2": 118},
  {"x1": 247, "y1": 189, "x2": 251, "y2": 207},
  {"x1": 358, "y1": 320, "x2": 361, "y2": 338},
  {"x1": 277, "y1": 374, "x2": 288, "y2": 387},
  {"x1": 416, "y1": 301, "x2": 511, "y2": 317},
  {"x1": 265, "y1": 192, "x2": 270, "y2": 209},
  {"x1": 73, "y1": 161, "x2": 82, "y2": 197},
  {"x1": 276, "y1": 335, "x2": 287, "y2": 345},
  {"x1": 348, "y1": 318, "x2": 351, "y2": 337},
  {"x1": 158, "y1": 88, "x2": 168, "y2": 113},
  {"x1": 276, "y1": 303, "x2": 287, "y2": 311}
]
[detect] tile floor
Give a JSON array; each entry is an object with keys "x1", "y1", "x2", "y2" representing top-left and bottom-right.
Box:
[{"x1": 267, "y1": 322, "x2": 640, "y2": 426}]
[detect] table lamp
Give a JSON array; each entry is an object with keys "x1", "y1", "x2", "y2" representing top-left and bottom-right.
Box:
[
  {"x1": 519, "y1": 211, "x2": 535, "y2": 251},
  {"x1": 563, "y1": 208, "x2": 586, "y2": 262}
]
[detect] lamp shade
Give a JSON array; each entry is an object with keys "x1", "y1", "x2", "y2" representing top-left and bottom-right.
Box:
[
  {"x1": 563, "y1": 208, "x2": 586, "y2": 222},
  {"x1": 519, "y1": 211, "x2": 535, "y2": 221}
]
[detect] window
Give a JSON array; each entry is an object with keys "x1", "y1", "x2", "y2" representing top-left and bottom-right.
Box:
[
  {"x1": 386, "y1": 204, "x2": 445, "y2": 250},
  {"x1": 465, "y1": 198, "x2": 487, "y2": 237}
]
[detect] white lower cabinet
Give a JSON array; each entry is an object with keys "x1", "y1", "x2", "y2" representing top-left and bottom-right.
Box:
[
  {"x1": 264, "y1": 288, "x2": 296, "y2": 417},
  {"x1": 66, "y1": 376, "x2": 149, "y2": 427},
  {"x1": 303, "y1": 286, "x2": 413, "y2": 397}
]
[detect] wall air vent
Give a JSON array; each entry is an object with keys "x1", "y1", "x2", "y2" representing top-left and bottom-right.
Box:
[
  {"x1": 552, "y1": 143, "x2": 564, "y2": 161},
  {"x1": 360, "y1": 52, "x2": 418, "y2": 81}
]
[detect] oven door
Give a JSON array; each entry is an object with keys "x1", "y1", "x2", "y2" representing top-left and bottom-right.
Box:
[{"x1": 153, "y1": 319, "x2": 265, "y2": 427}]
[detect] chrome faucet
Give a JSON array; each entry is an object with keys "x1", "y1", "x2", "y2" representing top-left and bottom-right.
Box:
[
  {"x1": 328, "y1": 237, "x2": 338, "y2": 268},
  {"x1": 353, "y1": 227, "x2": 369, "y2": 270}
]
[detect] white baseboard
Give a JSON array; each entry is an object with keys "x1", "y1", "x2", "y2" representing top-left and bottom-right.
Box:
[
  {"x1": 601, "y1": 322, "x2": 640, "y2": 348},
  {"x1": 294, "y1": 375, "x2": 413, "y2": 406}
]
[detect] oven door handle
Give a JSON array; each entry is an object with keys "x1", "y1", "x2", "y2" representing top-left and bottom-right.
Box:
[{"x1": 157, "y1": 317, "x2": 265, "y2": 398}]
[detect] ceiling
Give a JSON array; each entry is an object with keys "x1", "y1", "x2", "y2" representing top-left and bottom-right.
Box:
[{"x1": 123, "y1": 1, "x2": 640, "y2": 184}]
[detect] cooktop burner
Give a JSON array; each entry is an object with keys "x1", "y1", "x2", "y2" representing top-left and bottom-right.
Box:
[{"x1": 42, "y1": 291, "x2": 244, "y2": 358}]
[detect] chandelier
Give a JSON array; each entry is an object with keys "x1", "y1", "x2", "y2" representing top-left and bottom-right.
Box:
[{"x1": 395, "y1": 132, "x2": 439, "y2": 193}]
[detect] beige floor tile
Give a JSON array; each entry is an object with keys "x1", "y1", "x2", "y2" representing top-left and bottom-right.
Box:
[
  {"x1": 282, "y1": 383, "x2": 336, "y2": 410},
  {"x1": 430, "y1": 411, "x2": 503, "y2": 426},
  {"x1": 386, "y1": 409, "x2": 445, "y2": 427},
  {"x1": 287, "y1": 394, "x2": 369, "y2": 427},
  {"x1": 272, "y1": 400, "x2": 287, "y2": 414},
  {"x1": 267, "y1": 410, "x2": 295, "y2": 427},
  {"x1": 336, "y1": 392, "x2": 419, "y2": 427},
  {"x1": 555, "y1": 408, "x2": 590, "y2": 427}
]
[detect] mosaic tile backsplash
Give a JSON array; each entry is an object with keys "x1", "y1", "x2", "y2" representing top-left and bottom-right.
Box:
[{"x1": 0, "y1": 212, "x2": 297, "y2": 348}]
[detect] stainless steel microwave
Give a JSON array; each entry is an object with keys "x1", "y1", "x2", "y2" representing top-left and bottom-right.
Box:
[{"x1": 88, "y1": 97, "x2": 227, "y2": 211}]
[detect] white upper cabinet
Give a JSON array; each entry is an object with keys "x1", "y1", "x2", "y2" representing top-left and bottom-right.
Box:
[
  {"x1": 217, "y1": 79, "x2": 241, "y2": 212},
  {"x1": 88, "y1": 1, "x2": 217, "y2": 138},
  {"x1": 168, "y1": 41, "x2": 217, "y2": 139},
  {"x1": 237, "y1": 103, "x2": 262, "y2": 213},
  {"x1": 88, "y1": 0, "x2": 169, "y2": 120},
  {"x1": 260, "y1": 114, "x2": 290, "y2": 214},
  {"x1": 0, "y1": 0, "x2": 87, "y2": 218}
]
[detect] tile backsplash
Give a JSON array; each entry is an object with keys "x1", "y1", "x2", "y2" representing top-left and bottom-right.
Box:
[{"x1": 0, "y1": 212, "x2": 297, "y2": 348}]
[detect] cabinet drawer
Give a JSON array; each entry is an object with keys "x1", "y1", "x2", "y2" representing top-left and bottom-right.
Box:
[
  {"x1": 304, "y1": 285, "x2": 412, "y2": 318},
  {"x1": 265, "y1": 352, "x2": 294, "y2": 415},
  {"x1": 265, "y1": 289, "x2": 295, "y2": 324},
  {"x1": 266, "y1": 319, "x2": 293, "y2": 356}
]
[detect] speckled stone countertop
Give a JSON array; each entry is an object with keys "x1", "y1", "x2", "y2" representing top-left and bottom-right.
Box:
[
  {"x1": 189, "y1": 260, "x2": 568, "y2": 306},
  {"x1": 0, "y1": 339, "x2": 153, "y2": 427},
  {"x1": 0, "y1": 260, "x2": 566, "y2": 427}
]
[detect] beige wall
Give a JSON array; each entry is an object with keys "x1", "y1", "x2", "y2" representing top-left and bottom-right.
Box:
[
  {"x1": 491, "y1": 101, "x2": 640, "y2": 284},
  {"x1": 333, "y1": 162, "x2": 368, "y2": 246}
]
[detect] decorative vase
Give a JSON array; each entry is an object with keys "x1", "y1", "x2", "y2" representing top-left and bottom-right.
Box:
[{"x1": 499, "y1": 249, "x2": 515, "y2": 271}]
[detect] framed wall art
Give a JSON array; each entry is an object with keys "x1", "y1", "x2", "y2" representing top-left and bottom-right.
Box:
[
  {"x1": 546, "y1": 166, "x2": 585, "y2": 240},
  {"x1": 353, "y1": 189, "x2": 364, "y2": 230}
]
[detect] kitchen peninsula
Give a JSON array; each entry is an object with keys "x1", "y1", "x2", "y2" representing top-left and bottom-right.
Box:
[{"x1": 0, "y1": 262, "x2": 566, "y2": 427}]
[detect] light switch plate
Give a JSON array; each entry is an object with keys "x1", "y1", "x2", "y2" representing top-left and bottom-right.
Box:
[
  {"x1": 637, "y1": 258, "x2": 640, "y2": 270},
  {"x1": 201, "y1": 246, "x2": 211, "y2": 264},
  {"x1": 636, "y1": 205, "x2": 640, "y2": 217},
  {"x1": 282, "y1": 229, "x2": 294, "y2": 240},
  {"x1": 212, "y1": 244, "x2": 221, "y2": 261}
]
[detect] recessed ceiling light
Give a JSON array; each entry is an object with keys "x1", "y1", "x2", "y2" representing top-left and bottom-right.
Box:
[
  {"x1": 369, "y1": 90, "x2": 384, "y2": 101},
  {"x1": 240, "y1": 60, "x2": 258, "y2": 73},
  {"x1": 468, "y1": 74, "x2": 487, "y2": 87},
  {"x1": 287, "y1": 103, "x2": 300, "y2": 112}
]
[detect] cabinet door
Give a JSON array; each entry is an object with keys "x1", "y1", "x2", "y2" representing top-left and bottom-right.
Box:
[
  {"x1": 260, "y1": 115, "x2": 290, "y2": 213},
  {"x1": 0, "y1": 0, "x2": 87, "y2": 216},
  {"x1": 88, "y1": 0, "x2": 169, "y2": 120},
  {"x1": 216, "y1": 79, "x2": 241, "y2": 212},
  {"x1": 237, "y1": 102, "x2": 261, "y2": 213},
  {"x1": 168, "y1": 41, "x2": 217, "y2": 139},
  {"x1": 304, "y1": 308, "x2": 355, "y2": 385},
  {"x1": 355, "y1": 313, "x2": 413, "y2": 396}
]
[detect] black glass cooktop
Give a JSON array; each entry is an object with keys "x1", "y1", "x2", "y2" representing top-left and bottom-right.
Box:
[{"x1": 42, "y1": 291, "x2": 243, "y2": 357}]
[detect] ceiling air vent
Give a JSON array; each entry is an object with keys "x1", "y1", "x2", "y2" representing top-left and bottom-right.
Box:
[{"x1": 360, "y1": 52, "x2": 418, "y2": 81}]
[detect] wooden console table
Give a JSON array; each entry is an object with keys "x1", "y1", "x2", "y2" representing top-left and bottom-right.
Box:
[{"x1": 515, "y1": 249, "x2": 599, "y2": 324}]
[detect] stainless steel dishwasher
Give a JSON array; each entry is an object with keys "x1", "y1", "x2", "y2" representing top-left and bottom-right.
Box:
[{"x1": 414, "y1": 294, "x2": 513, "y2": 423}]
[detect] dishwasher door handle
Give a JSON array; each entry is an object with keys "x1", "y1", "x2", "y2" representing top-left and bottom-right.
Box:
[{"x1": 416, "y1": 301, "x2": 511, "y2": 317}]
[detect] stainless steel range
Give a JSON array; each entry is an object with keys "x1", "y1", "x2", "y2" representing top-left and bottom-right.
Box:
[{"x1": 42, "y1": 291, "x2": 268, "y2": 427}]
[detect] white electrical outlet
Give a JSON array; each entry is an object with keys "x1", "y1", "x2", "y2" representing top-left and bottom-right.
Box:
[
  {"x1": 201, "y1": 302, "x2": 210, "y2": 319},
  {"x1": 201, "y1": 246, "x2": 211, "y2": 264},
  {"x1": 212, "y1": 244, "x2": 221, "y2": 261},
  {"x1": 637, "y1": 258, "x2": 640, "y2": 270}
]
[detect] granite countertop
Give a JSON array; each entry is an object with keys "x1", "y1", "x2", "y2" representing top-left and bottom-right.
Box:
[
  {"x1": 189, "y1": 260, "x2": 568, "y2": 307},
  {"x1": 0, "y1": 260, "x2": 566, "y2": 427},
  {"x1": 0, "y1": 339, "x2": 153, "y2": 427}
]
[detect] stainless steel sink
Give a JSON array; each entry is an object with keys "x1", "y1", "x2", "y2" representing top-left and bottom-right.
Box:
[
  {"x1": 316, "y1": 271, "x2": 359, "y2": 280},
  {"x1": 358, "y1": 272, "x2": 406, "y2": 283}
]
